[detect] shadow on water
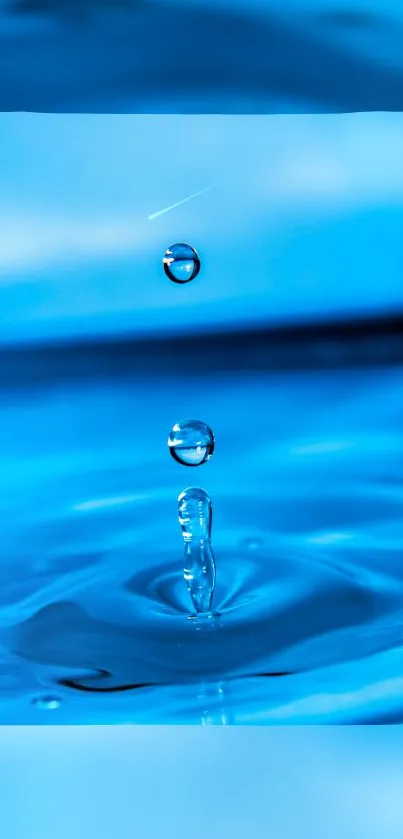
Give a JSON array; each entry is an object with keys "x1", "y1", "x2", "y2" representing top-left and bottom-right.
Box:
[{"x1": 0, "y1": 1, "x2": 403, "y2": 111}]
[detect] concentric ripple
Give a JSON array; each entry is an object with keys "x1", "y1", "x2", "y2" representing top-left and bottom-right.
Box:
[
  {"x1": 4, "y1": 533, "x2": 399, "y2": 699},
  {"x1": 2, "y1": 365, "x2": 403, "y2": 722}
]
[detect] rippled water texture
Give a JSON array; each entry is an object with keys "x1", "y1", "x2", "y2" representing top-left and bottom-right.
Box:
[
  {"x1": 1, "y1": 0, "x2": 403, "y2": 112},
  {"x1": 1, "y1": 0, "x2": 403, "y2": 725},
  {"x1": 2, "y1": 341, "x2": 403, "y2": 723}
]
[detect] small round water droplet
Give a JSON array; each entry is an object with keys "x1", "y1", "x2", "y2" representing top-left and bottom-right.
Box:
[
  {"x1": 32, "y1": 695, "x2": 61, "y2": 710},
  {"x1": 163, "y1": 243, "x2": 200, "y2": 284},
  {"x1": 168, "y1": 420, "x2": 214, "y2": 467}
]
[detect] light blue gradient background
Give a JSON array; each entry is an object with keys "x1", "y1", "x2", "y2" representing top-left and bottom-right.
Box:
[
  {"x1": 1, "y1": 728, "x2": 403, "y2": 837},
  {"x1": 1, "y1": 111, "x2": 403, "y2": 345}
]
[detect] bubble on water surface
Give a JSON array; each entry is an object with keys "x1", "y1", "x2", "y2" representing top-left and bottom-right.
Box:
[
  {"x1": 168, "y1": 419, "x2": 214, "y2": 467},
  {"x1": 32, "y1": 694, "x2": 62, "y2": 710},
  {"x1": 178, "y1": 487, "x2": 216, "y2": 616},
  {"x1": 163, "y1": 243, "x2": 200, "y2": 283}
]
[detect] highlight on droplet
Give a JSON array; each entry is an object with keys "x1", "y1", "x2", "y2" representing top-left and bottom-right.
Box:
[
  {"x1": 168, "y1": 419, "x2": 215, "y2": 467},
  {"x1": 163, "y1": 243, "x2": 200, "y2": 284}
]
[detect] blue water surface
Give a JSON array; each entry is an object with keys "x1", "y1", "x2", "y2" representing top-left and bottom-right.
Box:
[
  {"x1": 1, "y1": 0, "x2": 403, "y2": 112},
  {"x1": 1, "y1": 2, "x2": 403, "y2": 724},
  {"x1": 1, "y1": 339, "x2": 403, "y2": 723}
]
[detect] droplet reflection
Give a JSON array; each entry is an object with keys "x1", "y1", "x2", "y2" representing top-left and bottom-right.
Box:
[
  {"x1": 163, "y1": 243, "x2": 200, "y2": 284},
  {"x1": 168, "y1": 419, "x2": 214, "y2": 467}
]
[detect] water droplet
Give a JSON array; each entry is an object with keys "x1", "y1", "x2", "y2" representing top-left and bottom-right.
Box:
[
  {"x1": 163, "y1": 243, "x2": 200, "y2": 284},
  {"x1": 168, "y1": 420, "x2": 214, "y2": 467},
  {"x1": 32, "y1": 695, "x2": 61, "y2": 710},
  {"x1": 178, "y1": 487, "x2": 216, "y2": 615}
]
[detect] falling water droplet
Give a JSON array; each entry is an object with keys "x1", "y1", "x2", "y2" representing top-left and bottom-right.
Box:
[
  {"x1": 163, "y1": 243, "x2": 200, "y2": 284},
  {"x1": 178, "y1": 487, "x2": 216, "y2": 616},
  {"x1": 32, "y1": 695, "x2": 61, "y2": 710},
  {"x1": 168, "y1": 420, "x2": 214, "y2": 467}
]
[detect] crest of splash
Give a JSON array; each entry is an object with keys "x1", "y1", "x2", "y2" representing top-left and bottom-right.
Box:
[{"x1": 178, "y1": 487, "x2": 216, "y2": 616}]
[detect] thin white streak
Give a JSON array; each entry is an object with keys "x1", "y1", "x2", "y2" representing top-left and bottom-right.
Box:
[
  {"x1": 73, "y1": 494, "x2": 144, "y2": 512},
  {"x1": 148, "y1": 184, "x2": 216, "y2": 221}
]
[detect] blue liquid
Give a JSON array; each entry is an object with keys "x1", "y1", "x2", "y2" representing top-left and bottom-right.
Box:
[
  {"x1": 1, "y1": 342, "x2": 403, "y2": 724},
  {"x1": 178, "y1": 487, "x2": 216, "y2": 616},
  {"x1": 31, "y1": 695, "x2": 61, "y2": 710},
  {"x1": 1, "y1": 4, "x2": 402, "y2": 114},
  {"x1": 163, "y1": 244, "x2": 200, "y2": 285},
  {"x1": 168, "y1": 420, "x2": 214, "y2": 467}
]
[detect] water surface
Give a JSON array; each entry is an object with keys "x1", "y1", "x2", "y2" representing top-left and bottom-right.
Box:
[{"x1": 2, "y1": 329, "x2": 403, "y2": 723}]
